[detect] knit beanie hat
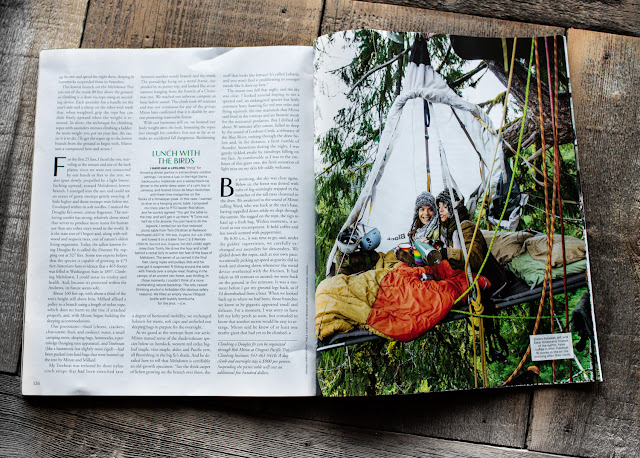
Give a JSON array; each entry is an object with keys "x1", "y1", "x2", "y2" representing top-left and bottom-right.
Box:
[
  {"x1": 436, "y1": 188, "x2": 469, "y2": 223},
  {"x1": 414, "y1": 191, "x2": 436, "y2": 214},
  {"x1": 411, "y1": 191, "x2": 438, "y2": 241},
  {"x1": 436, "y1": 189, "x2": 458, "y2": 217}
]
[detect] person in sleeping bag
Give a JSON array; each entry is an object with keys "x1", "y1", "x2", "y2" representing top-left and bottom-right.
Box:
[
  {"x1": 436, "y1": 189, "x2": 507, "y2": 298},
  {"x1": 395, "y1": 191, "x2": 439, "y2": 267}
]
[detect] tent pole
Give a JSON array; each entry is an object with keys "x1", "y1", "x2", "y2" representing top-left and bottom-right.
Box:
[
  {"x1": 424, "y1": 100, "x2": 431, "y2": 192},
  {"x1": 438, "y1": 141, "x2": 472, "y2": 285}
]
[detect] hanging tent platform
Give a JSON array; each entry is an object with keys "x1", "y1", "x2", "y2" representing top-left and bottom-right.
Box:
[
  {"x1": 317, "y1": 271, "x2": 588, "y2": 352},
  {"x1": 323, "y1": 34, "x2": 506, "y2": 277},
  {"x1": 318, "y1": 34, "x2": 511, "y2": 348}
]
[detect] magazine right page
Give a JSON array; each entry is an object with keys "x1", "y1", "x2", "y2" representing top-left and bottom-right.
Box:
[{"x1": 313, "y1": 31, "x2": 601, "y2": 395}]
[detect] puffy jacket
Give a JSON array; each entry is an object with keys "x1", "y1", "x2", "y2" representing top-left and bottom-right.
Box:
[{"x1": 440, "y1": 219, "x2": 507, "y2": 297}]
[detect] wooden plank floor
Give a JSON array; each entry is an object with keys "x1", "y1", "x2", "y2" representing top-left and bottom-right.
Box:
[{"x1": 1, "y1": 1, "x2": 639, "y2": 456}]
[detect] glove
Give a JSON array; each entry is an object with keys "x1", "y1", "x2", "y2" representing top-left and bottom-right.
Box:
[
  {"x1": 395, "y1": 247, "x2": 416, "y2": 267},
  {"x1": 471, "y1": 273, "x2": 492, "y2": 290}
]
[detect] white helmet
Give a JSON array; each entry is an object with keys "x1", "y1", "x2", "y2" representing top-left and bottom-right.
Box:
[{"x1": 336, "y1": 227, "x2": 361, "y2": 254}]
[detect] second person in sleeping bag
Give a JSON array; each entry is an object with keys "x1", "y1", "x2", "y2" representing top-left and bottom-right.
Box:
[{"x1": 436, "y1": 189, "x2": 507, "y2": 298}]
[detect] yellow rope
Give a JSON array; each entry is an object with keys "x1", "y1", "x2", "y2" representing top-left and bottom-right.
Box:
[
  {"x1": 501, "y1": 38, "x2": 509, "y2": 73},
  {"x1": 470, "y1": 298, "x2": 478, "y2": 388},
  {"x1": 464, "y1": 38, "x2": 518, "y2": 387},
  {"x1": 474, "y1": 116, "x2": 496, "y2": 135},
  {"x1": 470, "y1": 290, "x2": 488, "y2": 386},
  {"x1": 448, "y1": 38, "x2": 535, "y2": 310}
]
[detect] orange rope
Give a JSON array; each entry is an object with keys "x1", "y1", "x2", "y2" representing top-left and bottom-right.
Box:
[
  {"x1": 502, "y1": 38, "x2": 557, "y2": 386},
  {"x1": 553, "y1": 35, "x2": 572, "y2": 381},
  {"x1": 544, "y1": 37, "x2": 557, "y2": 382}
]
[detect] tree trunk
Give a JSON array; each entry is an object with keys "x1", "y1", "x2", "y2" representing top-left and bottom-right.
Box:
[{"x1": 485, "y1": 59, "x2": 575, "y2": 154}]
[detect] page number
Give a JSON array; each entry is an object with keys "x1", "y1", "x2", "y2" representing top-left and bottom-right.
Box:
[{"x1": 33, "y1": 381, "x2": 40, "y2": 386}]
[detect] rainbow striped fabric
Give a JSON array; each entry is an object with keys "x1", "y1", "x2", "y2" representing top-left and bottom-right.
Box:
[{"x1": 399, "y1": 245, "x2": 424, "y2": 265}]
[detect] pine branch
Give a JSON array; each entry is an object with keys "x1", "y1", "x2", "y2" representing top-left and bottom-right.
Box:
[
  {"x1": 478, "y1": 91, "x2": 506, "y2": 111},
  {"x1": 436, "y1": 42, "x2": 452, "y2": 73},
  {"x1": 347, "y1": 48, "x2": 410, "y2": 96},
  {"x1": 317, "y1": 145, "x2": 369, "y2": 177},
  {"x1": 450, "y1": 61, "x2": 487, "y2": 88}
]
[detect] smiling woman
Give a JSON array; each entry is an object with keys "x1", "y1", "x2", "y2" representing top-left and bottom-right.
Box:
[
  {"x1": 434, "y1": 189, "x2": 506, "y2": 297},
  {"x1": 419, "y1": 205, "x2": 433, "y2": 223},
  {"x1": 408, "y1": 191, "x2": 439, "y2": 246}
]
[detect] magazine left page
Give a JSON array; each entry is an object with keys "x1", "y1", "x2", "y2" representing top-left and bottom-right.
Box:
[{"x1": 23, "y1": 46, "x2": 316, "y2": 396}]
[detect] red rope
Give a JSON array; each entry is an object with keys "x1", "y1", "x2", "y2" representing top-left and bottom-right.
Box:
[
  {"x1": 553, "y1": 35, "x2": 572, "y2": 381},
  {"x1": 544, "y1": 37, "x2": 557, "y2": 382},
  {"x1": 503, "y1": 38, "x2": 556, "y2": 385}
]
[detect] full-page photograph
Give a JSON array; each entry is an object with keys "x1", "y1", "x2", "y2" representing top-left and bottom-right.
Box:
[{"x1": 313, "y1": 31, "x2": 601, "y2": 395}]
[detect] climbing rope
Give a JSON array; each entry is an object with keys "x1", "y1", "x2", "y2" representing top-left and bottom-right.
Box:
[
  {"x1": 552, "y1": 35, "x2": 572, "y2": 381},
  {"x1": 464, "y1": 38, "x2": 518, "y2": 388},
  {"x1": 543, "y1": 36, "x2": 558, "y2": 382},
  {"x1": 450, "y1": 38, "x2": 535, "y2": 307},
  {"x1": 503, "y1": 38, "x2": 560, "y2": 386}
]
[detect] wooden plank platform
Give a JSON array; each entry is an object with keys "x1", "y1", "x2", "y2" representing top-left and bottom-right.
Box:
[
  {"x1": 1, "y1": 1, "x2": 639, "y2": 456},
  {"x1": 0, "y1": 0, "x2": 87, "y2": 374},
  {"x1": 362, "y1": 0, "x2": 640, "y2": 37}
]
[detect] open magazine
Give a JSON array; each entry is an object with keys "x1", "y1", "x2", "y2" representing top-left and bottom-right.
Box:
[{"x1": 23, "y1": 30, "x2": 601, "y2": 396}]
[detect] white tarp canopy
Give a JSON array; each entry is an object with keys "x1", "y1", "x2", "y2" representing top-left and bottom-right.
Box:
[{"x1": 327, "y1": 49, "x2": 505, "y2": 274}]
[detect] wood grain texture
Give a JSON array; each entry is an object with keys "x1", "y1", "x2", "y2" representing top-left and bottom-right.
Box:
[
  {"x1": 527, "y1": 29, "x2": 640, "y2": 457},
  {"x1": 3, "y1": 1, "x2": 636, "y2": 456},
  {"x1": 0, "y1": 0, "x2": 88, "y2": 374},
  {"x1": 0, "y1": 375, "x2": 571, "y2": 458},
  {"x1": 81, "y1": 0, "x2": 323, "y2": 48},
  {"x1": 210, "y1": 388, "x2": 534, "y2": 448},
  {"x1": 361, "y1": 0, "x2": 640, "y2": 38},
  {"x1": 322, "y1": 0, "x2": 565, "y2": 36}
]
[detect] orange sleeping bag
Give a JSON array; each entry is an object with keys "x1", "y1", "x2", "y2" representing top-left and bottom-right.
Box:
[{"x1": 365, "y1": 261, "x2": 471, "y2": 341}]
